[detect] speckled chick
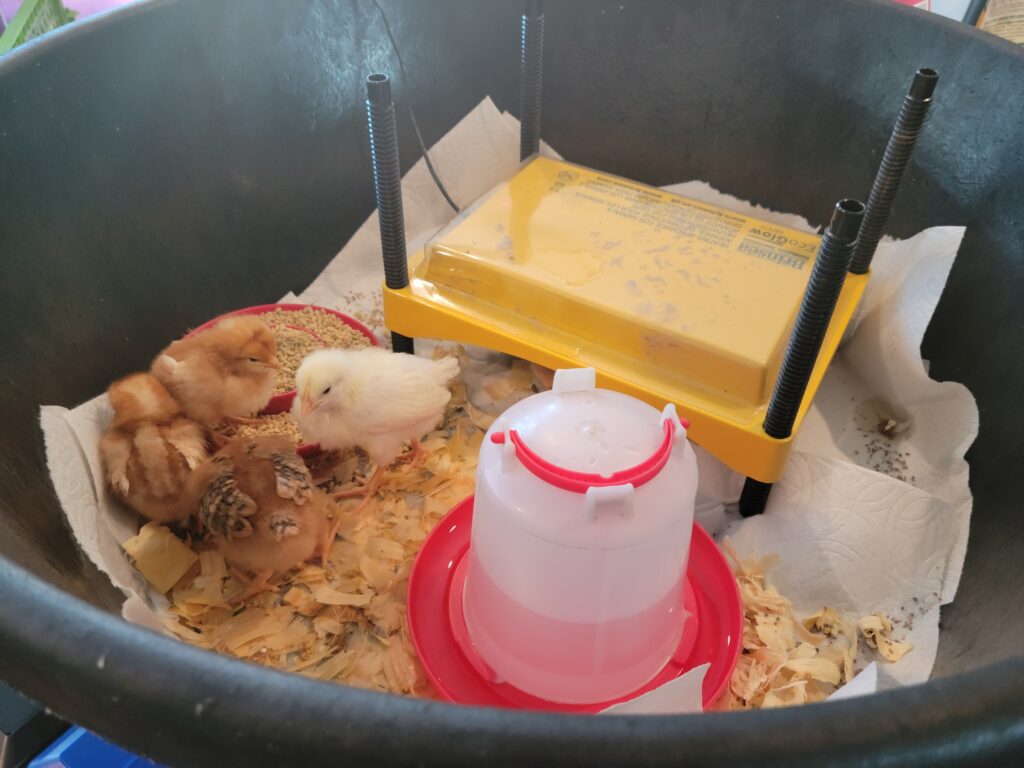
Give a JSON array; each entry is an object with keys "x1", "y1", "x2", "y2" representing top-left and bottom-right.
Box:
[{"x1": 193, "y1": 434, "x2": 333, "y2": 603}]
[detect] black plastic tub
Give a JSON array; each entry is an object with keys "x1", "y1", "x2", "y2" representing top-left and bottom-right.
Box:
[{"x1": 1, "y1": 1, "x2": 1023, "y2": 765}]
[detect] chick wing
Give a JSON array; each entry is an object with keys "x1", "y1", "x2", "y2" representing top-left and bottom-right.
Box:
[
  {"x1": 197, "y1": 456, "x2": 257, "y2": 539},
  {"x1": 346, "y1": 355, "x2": 455, "y2": 436},
  {"x1": 244, "y1": 434, "x2": 313, "y2": 503}
]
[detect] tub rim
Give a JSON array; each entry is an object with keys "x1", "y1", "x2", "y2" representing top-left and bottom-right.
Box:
[
  {"x1": 3, "y1": 0, "x2": 1023, "y2": 764},
  {"x1": 2, "y1": 556, "x2": 1022, "y2": 767}
]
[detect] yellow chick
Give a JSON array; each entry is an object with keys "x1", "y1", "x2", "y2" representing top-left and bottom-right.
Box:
[
  {"x1": 292, "y1": 347, "x2": 460, "y2": 509},
  {"x1": 151, "y1": 315, "x2": 280, "y2": 429},
  {"x1": 193, "y1": 435, "x2": 333, "y2": 604},
  {"x1": 99, "y1": 373, "x2": 208, "y2": 523}
]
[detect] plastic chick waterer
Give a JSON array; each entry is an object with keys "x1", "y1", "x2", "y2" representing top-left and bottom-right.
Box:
[
  {"x1": 406, "y1": 367, "x2": 742, "y2": 710},
  {"x1": 463, "y1": 367, "x2": 697, "y2": 704}
]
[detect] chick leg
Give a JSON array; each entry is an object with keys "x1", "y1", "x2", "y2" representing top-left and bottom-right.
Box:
[
  {"x1": 228, "y1": 568, "x2": 277, "y2": 605},
  {"x1": 332, "y1": 485, "x2": 368, "y2": 500},
  {"x1": 332, "y1": 463, "x2": 381, "y2": 498},
  {"x1": 320, "y1": 517, "x2": 341, "y2": 564},
  {"x1": 333, "y1": 464, "x2": 385, "y2": 512},
  {"x1": 396, "y1": 438, "x2": 427, "y2": 468}
]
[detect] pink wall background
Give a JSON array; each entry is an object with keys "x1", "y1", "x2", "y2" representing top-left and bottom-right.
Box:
[
  {"x1": 1, "y1": 0, "x2": 135, "y2": 29},
  {"x1": 0, "y1": 0, "x2": 976, "y2": 39},
  {"x1": 65, "y1": 0, "x2": 135, "y2": 16}
]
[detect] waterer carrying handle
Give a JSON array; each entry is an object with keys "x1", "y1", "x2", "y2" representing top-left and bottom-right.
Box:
[{"x1": 490, "y1": 400, "x2": 690, "y2": 494}]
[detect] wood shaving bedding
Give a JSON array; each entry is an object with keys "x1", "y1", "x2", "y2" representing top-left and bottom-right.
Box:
[
  {"x1": 719, "y1": 540, "x2": 912, "y2": 710},
  {"x1": 156, "y1": 370, "x2": 479, "y2": 695},
  {"x1": 127, "y1": 352, "x2": 911, "y2": 708}
]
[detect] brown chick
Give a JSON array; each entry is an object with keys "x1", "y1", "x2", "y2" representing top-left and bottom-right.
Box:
[
  {"x1": 99, "y1": 373, "x2": 209, "y2": 523},
  {"x1": 151, "y1": 315, "x2": 280, "y2": 429},
  {"x1": 193, "y1": 434, "x2": 334, "y2": 604}
]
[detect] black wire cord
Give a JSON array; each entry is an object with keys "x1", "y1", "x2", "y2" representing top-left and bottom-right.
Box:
[{"x1": 369, "y1": 0, "x2": 461, "y2": 213}]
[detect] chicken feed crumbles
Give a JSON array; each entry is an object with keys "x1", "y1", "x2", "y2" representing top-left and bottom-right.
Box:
[
  {"x1": 234, "y1": 412, "x2": 304, "y2": 445},
  {"x1": 260, "y1": 307, "x2": 374, "y2": 395}
]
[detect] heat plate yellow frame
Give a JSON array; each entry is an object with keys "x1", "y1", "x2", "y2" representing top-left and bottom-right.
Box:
[{"x1": 383, "y1": 158, "x2": 867, "y2": 483}]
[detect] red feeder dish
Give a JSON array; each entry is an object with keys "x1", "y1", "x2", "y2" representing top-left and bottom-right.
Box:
[{"x1": 185, "y1": 303, "x2": 379, "y2": 456}]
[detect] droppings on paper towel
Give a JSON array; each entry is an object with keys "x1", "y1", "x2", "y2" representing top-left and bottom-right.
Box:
[
  {"x1": 852, "y1": 399, "x2": 915, "y2": 483},
  {"x1": 858, "y1": 614, "x2": 914, "y2": 662}
]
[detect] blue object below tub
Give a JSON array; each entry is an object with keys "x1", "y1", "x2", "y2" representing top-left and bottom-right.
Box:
[{"x1": 29, "y1": 727, "x2": 163, "y2": 768}]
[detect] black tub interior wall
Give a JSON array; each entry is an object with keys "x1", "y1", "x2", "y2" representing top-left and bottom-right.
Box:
[{"x1": 0, "y1": 1, "x2": 1022, "y2": 763}]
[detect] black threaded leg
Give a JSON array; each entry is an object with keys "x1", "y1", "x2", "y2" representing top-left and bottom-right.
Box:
[
  {"x1": 366, "y1": 73, "x2": 414, "y2": 354},
  {"x1": 739, "y1": 478, "x2": 773, "y2": 518},
  {"x1": 519, "y1": 0, "x2": 544, "y2": 161},
  {"x1": 738, "y1": 199, "x2": 866, "y2": 517},
  {"x1": 366, "y1": 74, "x2": 407, "y2": 289},
  {"x1": 763, "y1": 200, "x2": 865, "y2": 438},
  {"x1": 390, "y1": 333, "x2": 414, "y2": 354},
  {"x1": 849, "y1": 68, "x2": 938, "y2": 275}
]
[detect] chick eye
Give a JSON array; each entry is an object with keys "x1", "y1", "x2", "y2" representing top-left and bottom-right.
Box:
[
  {"x1": 322, "y1": 386, "x2": 331, "y2": 395},
  {"x1": 248, "y1": 357, "x2": 260, "y2": 363}
]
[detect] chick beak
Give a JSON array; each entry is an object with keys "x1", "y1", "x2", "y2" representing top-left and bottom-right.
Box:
[
  {"x1": 300, "y1": 391, "x2": 318, "y2": 417},
  {"x1": 268, "y1": 355, "x2": 282, "y2": 371}
]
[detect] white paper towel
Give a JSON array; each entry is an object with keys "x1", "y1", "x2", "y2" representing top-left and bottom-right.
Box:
[
  {"x1": 600, "y1": 664, "x2": 708, "y2": 715},
  {"x1": 39, "y1": 97, "x2": 977, "y2": 708},
  {"x1": 827, "y1": 663, "x2": 879, "y2": 702}
]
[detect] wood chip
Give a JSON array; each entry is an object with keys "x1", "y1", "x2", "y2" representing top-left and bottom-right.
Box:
[
  {"x1": 314, "y1": 586, "x2": 372, "y2": 607},
  {"x1": 720, "y1": 539, "x2": 914, "y2": 710},
  {"x1": 122, "y1": 523, "x2": 198, "y2": 593},
  {"x1": 782, "y1": 657, "x2": 842, "y2": 686},
  {"x1": 858, "y1": 613, "x2": 914, "y2": 662}
]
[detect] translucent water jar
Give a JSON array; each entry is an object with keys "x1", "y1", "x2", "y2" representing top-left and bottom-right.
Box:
[{"x1": 463, "y1": 368, "x2": 698, "y2": 704}]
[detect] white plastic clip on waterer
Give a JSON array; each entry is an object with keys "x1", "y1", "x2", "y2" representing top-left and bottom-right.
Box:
[
  {"x1": 495, "y1": 417, "x2": 516, "y2": 472},
  {"x1": 584, "y1": 484, "x2": 636, "y2": 522},
  {"x1": 552, "y1": 367, "x2": 597, "y2": 394},
  {"x1": 660, "y1": 403, "x2": 688, "y2": 445}
]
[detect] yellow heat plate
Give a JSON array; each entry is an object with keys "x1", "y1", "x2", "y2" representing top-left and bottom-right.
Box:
[{"x1": 384, "y1": 157, "x2": 867, "y2": 482}]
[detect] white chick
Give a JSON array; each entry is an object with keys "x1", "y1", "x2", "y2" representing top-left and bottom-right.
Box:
[{"x1": 293, "y1": 347, "x2": 460, "y2": 508}]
